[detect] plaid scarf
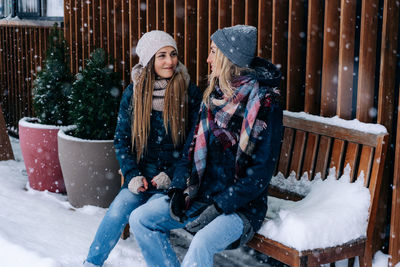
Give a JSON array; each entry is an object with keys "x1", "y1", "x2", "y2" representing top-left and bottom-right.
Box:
[{"x1": 186, "y1": 75, "x2": 273, "y2": 199}]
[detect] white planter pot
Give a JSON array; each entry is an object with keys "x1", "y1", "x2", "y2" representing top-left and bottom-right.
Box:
[{"x1": 58, "y1": 128, "x2": 120, "y2": 208}]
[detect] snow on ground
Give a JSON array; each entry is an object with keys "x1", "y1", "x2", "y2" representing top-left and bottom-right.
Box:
[{"x1": 0, "y1": 136, "x2": 392, "y2": 267}]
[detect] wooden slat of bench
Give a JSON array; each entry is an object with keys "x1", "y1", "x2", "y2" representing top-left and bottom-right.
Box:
[
  {"x1": 304, "y1": 238, "x2": 366, "y2": 267},
  {"x1": 247, "y1": 234, "x2": 366, "y2": 267},
  {"x1": 268, "y1": 186, "x2": 304, "y2": 202},
  {"x1": 330, "y1": 139, "x2": 345, "y2": 179},
  {"x1": 367, "y1": 135, "x2": 387, "y2": 237},
  {"x1": 289, "y1": 130, "x2": 307, "y2": 179},
  {"x1": 302, "y1": 133, "x2": 319, "y2": 180},
  {"x1": 247, "y1": 234, "x2": 304, "y2": 267},
  {"x1": 278, "y1": 127, "x2": 295, "y2": 177},
  {"x1": 363, "y1": 134, "x2": 388, "y2": 266},
  {"x1": 344, "y1": 142, "x2": 360, "y2": 182},
  {"x1": 314, "y1": 136, "x2": 332, "y2": 180},
  {"x1": 357, "y1": 146, "x2": 374, "y2": 187},
  {"x1": 283, "y1": 114, "x2": 384, "y2": 147}
]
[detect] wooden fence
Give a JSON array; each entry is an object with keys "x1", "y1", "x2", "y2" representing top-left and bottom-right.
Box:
[
  {"x1": 0, "y1": 22, "x2": 53, "y2": 134},
  {"x1": 0, "y1": 0, "x2": 399, "y2": 264}
]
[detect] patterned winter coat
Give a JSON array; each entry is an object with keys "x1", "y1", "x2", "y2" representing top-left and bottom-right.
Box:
[{"x1": 171, "y1": 57, "x2": 283, "y2": 245}]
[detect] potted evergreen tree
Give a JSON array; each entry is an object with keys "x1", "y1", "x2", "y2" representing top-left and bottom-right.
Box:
[
  {"x1": 58, "y1": 48, "x2": 122, "y2": 208},
  {"x1": 19, "y1": 23, "x2": 72, "y2": 193}
]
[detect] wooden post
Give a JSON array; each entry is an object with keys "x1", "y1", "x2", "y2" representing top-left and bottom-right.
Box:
[
  {"x1": 378, "y1": 0, "x2": 400, "y2": 264},
  {"x1": 0, "y1": 106, "x2": 14, "y2": 161}
]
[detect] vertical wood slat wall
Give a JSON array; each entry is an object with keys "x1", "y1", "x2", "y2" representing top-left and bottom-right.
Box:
[
  {"x1": 0, "y1": 0, "x2": 399, "y2": 263},
  {"x1": 0, "y1": 25, "x2": 52, "y2": 134},
  {"x1": 62, "y1": 0, "x2": 400, "y2": 263}
]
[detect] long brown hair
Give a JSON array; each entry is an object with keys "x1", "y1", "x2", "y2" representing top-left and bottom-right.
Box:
[
  {"x1": 203, "y1": 47, "x2": 248, "y2": 105},
  {"x1": 132, "y1": 57, "x2": 188, "y2": 162}
]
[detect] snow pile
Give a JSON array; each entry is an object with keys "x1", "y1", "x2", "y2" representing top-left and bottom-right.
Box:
[
  {"x1": 260, "y1": 169, "x2": 370, "y2": 251},
  {"x1": 269, "y1": 171, "x2": 316, "y2": 197}
]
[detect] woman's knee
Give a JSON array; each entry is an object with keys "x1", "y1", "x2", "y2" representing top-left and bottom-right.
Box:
[
  {"x1": 190, "y1": 214, "x2": 243, "y2": 253},
  {"x1": 128, "y1": 204, "x2": 144, "y2": 228},
  {"x1": 108, "y1": 189, "x2": 139, "y2": 217},
  {"x1": 189, "y1": 231, "x2": 211, "y2": 252},
  {"x1": 129, "y1": 195, "x2": 170, "y2": 230}
]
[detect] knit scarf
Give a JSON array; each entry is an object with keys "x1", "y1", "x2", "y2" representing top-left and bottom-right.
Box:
[
  {"x1": 186, "y1": 75, "x2": 273, "y2": 199},
  {"x1": 152, "y1": 78, "x2": 168, "y2": 111}
]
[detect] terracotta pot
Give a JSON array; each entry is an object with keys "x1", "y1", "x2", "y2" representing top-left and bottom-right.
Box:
[
  {"x1": 57, "y1": 129, "x2": 120, "y2": 208},
  {"x1": 18, "y1": 118, "x2": 67, "y2": 193}
]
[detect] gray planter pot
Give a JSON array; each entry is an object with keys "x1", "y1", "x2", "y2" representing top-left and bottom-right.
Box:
[{"x1": 57, "y1": 128, "x2": 120, "y2": 208}]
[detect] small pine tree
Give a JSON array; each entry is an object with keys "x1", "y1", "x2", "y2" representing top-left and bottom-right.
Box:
[
  {"x1": 69, "y1": 48, "x2": 121, "y2": 140},
  {"x1": 32, "y1": 23, "x2": 73, "y2": 126}
]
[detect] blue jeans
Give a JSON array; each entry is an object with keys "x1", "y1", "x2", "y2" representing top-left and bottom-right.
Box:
[
  {"x1": 85, "y1": 188, "x2": 164, "y2": 266},
  {"x1": 129, "y1": 195, "x2": 244, "y2": 267}
]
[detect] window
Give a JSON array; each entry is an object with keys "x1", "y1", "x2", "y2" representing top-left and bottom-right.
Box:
[
  {"x1": 45, "y1": 0, "x2": 63, "y2": 17},
  {"x1": 18, "y1": 0, "x2": 40, "y2": 18},
  {"x1": 0, "y1": 0, "x2": 12, "y2": 18},
  {"x1": 0, "y1": 0, "x2": 63, "y2": 19}
]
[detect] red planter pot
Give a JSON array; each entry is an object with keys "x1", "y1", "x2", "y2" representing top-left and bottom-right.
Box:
[{"x1": 19, "y1": 118, "x2": 69, "y2": 193}]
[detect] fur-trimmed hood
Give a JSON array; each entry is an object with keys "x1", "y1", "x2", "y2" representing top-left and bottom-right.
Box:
[
  {"x1": 249, "y1": 57, "x2": 281, "y2": 88},
  {"x1": 131, "y1": 61, "x2": 191, "y2": 88}
]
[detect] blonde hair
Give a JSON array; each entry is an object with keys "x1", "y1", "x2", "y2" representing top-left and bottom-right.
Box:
[
  {"x1": 203, "y1": 47, "x2": 248, "y2": 104},
  {"x1": 132, "y1": 57, "x2": 188, "y2": 162}
]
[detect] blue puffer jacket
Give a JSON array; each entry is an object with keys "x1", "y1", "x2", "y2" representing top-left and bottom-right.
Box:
[
  {"x1": 114, "y1": 72, "x2": 202, "y2": 190},
  {"x1": 172, "y1": 57, "x2": 283, "y2": 237}
]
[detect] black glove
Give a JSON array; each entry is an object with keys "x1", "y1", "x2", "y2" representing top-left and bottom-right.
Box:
[
  {"x1": 169, "y1": 189, "x2": 188, "y2": 223},
  {"x1": 185, "y1": 204, "x2": 221, "y2": 233}
]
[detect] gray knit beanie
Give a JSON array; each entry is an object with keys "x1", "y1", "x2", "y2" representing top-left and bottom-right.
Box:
[
  {"x1": 136, "y1": 30, "x2": 178, "y2": 67},
  {"x1": 211, "y1": 25, "x2": 257, "y2": 68}
]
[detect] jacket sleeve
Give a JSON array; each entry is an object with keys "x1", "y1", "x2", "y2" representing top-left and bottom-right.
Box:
[
  {"x1": 170, "y1": 114, "x2": 199, "y2": 190},
  {"x1": 186, "y1": 82, "x2": 203, "y2": 131},
  {"x1": 213, "y1": 104, "x2": 283, "y2": 214},
  {"x1": 114, "y1": 84, "x2": 142, "y2": 187},
  {"x1": 165, "y1": 82, "x2": 203, "y2": 181}
]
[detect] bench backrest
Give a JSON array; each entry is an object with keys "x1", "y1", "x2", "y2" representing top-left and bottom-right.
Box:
[{"x1": 272, "y1": 111, "x2": 388, "y2": 241}]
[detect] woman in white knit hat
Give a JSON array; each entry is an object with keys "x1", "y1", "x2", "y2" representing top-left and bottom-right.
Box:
[{"x1": 83, "y1": 30, "x2": 202, "y2": 267}]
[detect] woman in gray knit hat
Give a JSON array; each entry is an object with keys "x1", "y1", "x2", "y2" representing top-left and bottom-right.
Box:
[
  {"x1": 83, "y1": 30, "x2": 202, "y2": 267},
  {"x1": 130, "y1": 25, "x2": 283, "y2": 267}
]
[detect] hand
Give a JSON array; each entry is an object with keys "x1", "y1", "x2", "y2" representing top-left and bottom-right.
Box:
[
  {"x1": 185, "y1": 204, "x2": 221, "y2": 233},
  {"x1": 128, "y1": 176, "x2": 148, "y2": 194},
  {"x1": 169, "y1": 189, "x2": 188, "y2": 223},
  {"x1": 151, "y1": 172, "x2": 171, "y2": 190}
]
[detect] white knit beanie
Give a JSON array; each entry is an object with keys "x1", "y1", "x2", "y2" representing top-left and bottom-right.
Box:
[{"x1": 135, "y1": 30, "x2": 178, "y2": 67}]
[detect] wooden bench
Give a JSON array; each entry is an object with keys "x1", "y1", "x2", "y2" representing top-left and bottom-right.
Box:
[
  {"x1": 120, "y1": 111, "x2": 388, "y2": 267},
  {"x1": 247, "y1": 111, "x2": 388, "y2": 267}
]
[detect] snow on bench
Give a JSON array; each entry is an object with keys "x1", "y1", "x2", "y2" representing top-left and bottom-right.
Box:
[{"x1": 262, "y1": 167, "x2": 370, "y2": 251}]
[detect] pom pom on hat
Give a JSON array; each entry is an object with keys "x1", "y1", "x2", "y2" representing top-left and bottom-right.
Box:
[
  {"x1": 211, "y1": 25, "x2": 257, "y2": 68},
  {"x1": 135, "y1": 30, "x2": 178, "y2": 67}
]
